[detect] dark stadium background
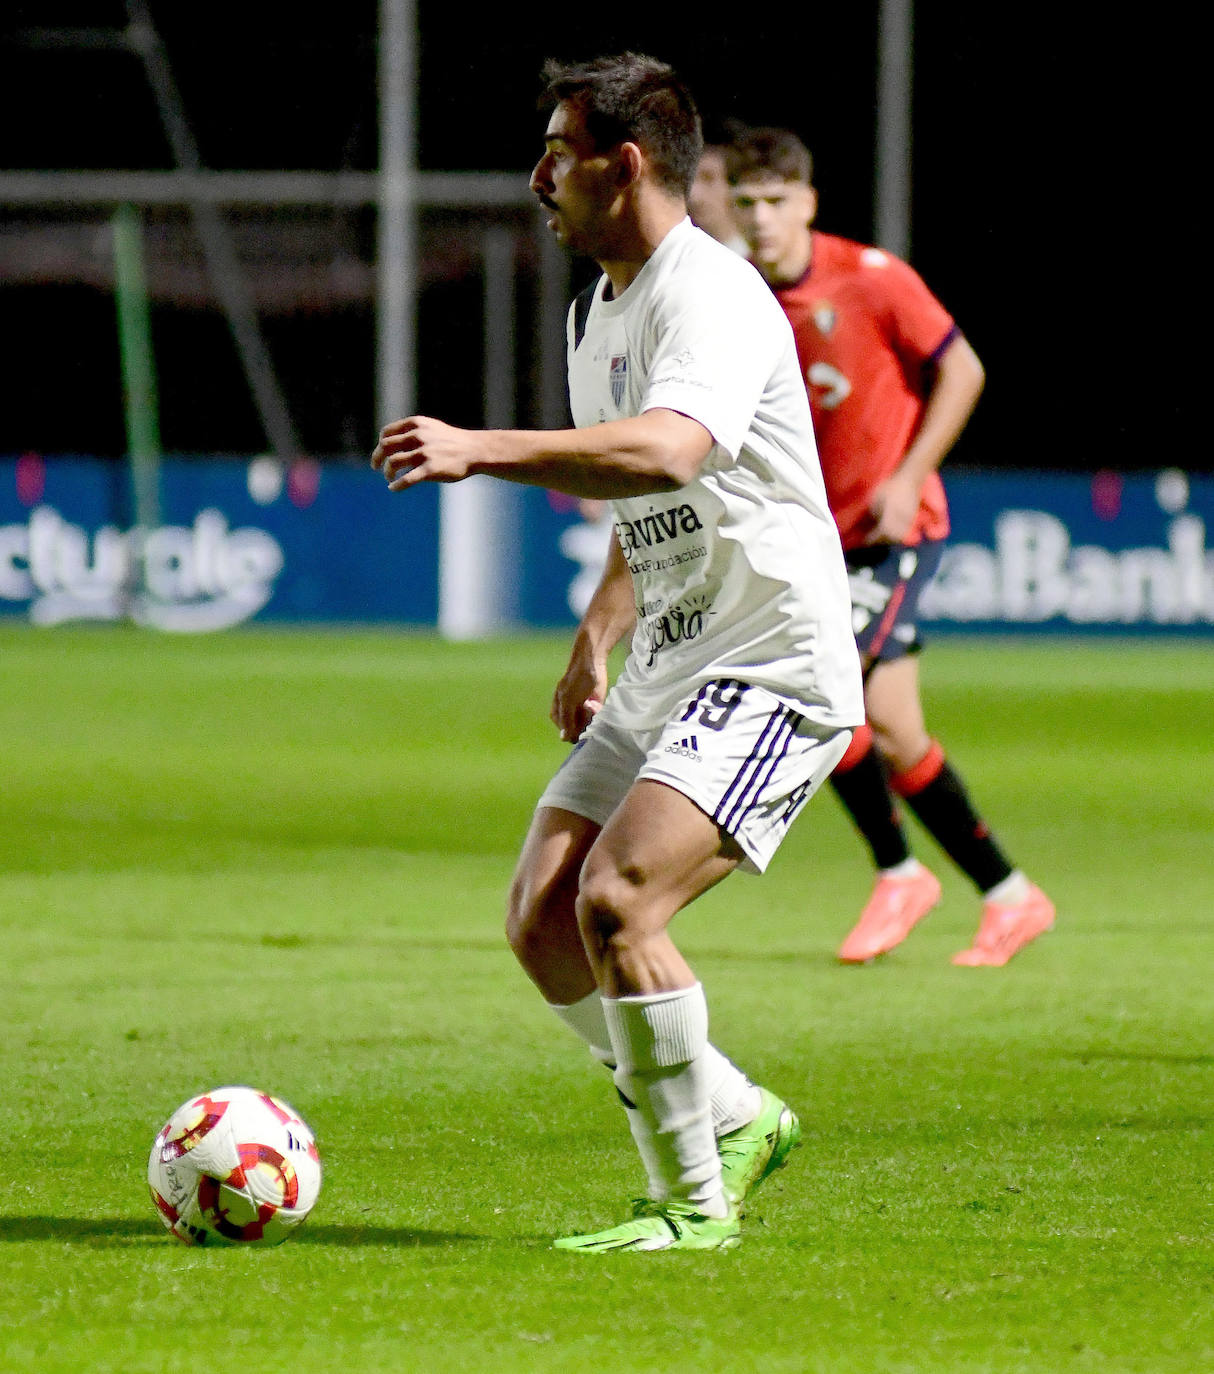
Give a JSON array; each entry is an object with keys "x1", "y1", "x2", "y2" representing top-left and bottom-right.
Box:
[{"x1": 0, "y1": 4, "x2": 1196, "y2": 472}]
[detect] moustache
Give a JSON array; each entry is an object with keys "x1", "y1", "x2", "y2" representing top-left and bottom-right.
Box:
[{"x1": 536, "y1": 194, "x2": 559, "y2": 212}]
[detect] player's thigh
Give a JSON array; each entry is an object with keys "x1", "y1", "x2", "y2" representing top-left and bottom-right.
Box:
[
  {"x1": 507, "y1": 806, "x2": 603, "y2": 1001},
  {"x1": 579, "y1": 778, "x2": 741, "y2": 941},
  {"x1": 511, "y1": 716, "x2": 644, "y2": 940},
  {"x1": 509, "y1": 805, "x2": 601, "y2": 925},
  {"x1": 864, "y1": 655, "x2": 930, "y2": 768}
]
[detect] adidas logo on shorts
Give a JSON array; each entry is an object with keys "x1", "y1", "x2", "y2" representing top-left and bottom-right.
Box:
[{"x1": 664, "y1": 735, "x2": 701, "y2": 760}]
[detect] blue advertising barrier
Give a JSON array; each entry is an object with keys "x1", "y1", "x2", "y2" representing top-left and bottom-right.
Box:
[
  {"x1": 2, "y1": 457, "x2": 1210, "y2": 634},
  {"x1": 521, "y1": 470, "x2": 1214, "y2": 637},
  {"x1": 0, "y1": 455, "x2": 439, "y2": 629},
  {"x1": 916, "y1": 469, "x2": 1213, "y2": 635}
]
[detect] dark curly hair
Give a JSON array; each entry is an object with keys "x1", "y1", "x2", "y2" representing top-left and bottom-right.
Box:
[{"x1": 539, "y1": 53, "x2": 702, "y2": 199}]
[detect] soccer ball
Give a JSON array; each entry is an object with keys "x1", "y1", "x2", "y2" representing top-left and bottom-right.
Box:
[{"x1": 147, "y1": 1085, "x2": 322, "y2": 1246}]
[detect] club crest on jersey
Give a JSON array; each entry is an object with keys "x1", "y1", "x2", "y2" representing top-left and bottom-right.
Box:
[
  {"x1": 609, "y1": 355, "x2": 628, "y2": 408},
  {"x1": 813, "y1": 302, "x2": 836, "y2": 335}
]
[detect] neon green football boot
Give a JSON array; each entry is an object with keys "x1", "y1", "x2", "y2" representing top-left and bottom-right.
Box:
[
  {"x1": 717, "y1": 1088, "x2": 802, "y2": 1205},
  {"x1": 554, "y1": 1198, "x2": 741, "y2": 1253}
]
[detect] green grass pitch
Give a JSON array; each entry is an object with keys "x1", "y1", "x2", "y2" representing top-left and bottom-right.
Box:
[{"x1": 0, "y1": 624, "x2": 1210, "y2": 1373}]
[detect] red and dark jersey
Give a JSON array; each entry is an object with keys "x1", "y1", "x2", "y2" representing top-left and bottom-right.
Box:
[{"x1": 773, "y1": 232, "x2": 957, "y2": 549}]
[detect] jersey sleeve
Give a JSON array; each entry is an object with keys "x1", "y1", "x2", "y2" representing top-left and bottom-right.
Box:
[
  {"x1": 866, "y1": 250, "x2": 957, "y2": 370},
  {"x1": 640, "y1": 275, "x2": 785, "y2": 458}
]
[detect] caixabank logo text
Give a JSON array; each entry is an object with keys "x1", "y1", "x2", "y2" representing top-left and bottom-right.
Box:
[{"x1": 919, "y1": 471, "x2": 1214, "y2": 630}]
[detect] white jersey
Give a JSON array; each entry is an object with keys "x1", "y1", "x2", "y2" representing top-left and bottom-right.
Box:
[{"x1": 566, "y1": 217, "x2": 863, "y2": 732}]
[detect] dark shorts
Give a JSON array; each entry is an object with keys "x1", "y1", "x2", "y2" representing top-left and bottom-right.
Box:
[{"x1": 845, "y1": 540, "x2": 944, "y2": 667}]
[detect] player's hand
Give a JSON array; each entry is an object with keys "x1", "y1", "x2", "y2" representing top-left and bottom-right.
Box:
[
  {"x1": 550, "y1": 651, "x2": 607, "y2": 743},
  {"x1": 862, "y1": 470, "x2": 920, "y2": 544},
  {"x1": 372, "y1": 416, "x2": 481, "y2": 489}
]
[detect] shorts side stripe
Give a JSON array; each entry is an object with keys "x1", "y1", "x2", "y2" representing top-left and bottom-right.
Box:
[
  {"x1": 866, "y1": 579, "x2": 909, "y2": 664},
  {"x1": 715, "y1": 706, "x2": 797, "y2": 833},
  {"x1": 751, "y1": 708, "x2": 807, "y2": 826},
  {"x1": 713, "y1": 705, "x2": 784, "y2": 826},
  {"x1": 730, "y1": 709, "x2": 801, "y2": 832}
]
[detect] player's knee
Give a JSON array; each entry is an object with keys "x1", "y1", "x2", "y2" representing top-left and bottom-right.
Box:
[
  {"x1": 871, "y1": 722, "x2": 932, "y2": 774},
  {"x1": 504, "y1": 870, "x2": 547, "y2": 960},
  {"x1": 575, "y1": 860, "x2": 647, "y2": 953},
  {"x1": 503, "y1": 898, "x2": 528, "y2": 961},
  {"x1": 867, "y1": 717, "x2": 896, "y2": 760},
  {"x1": 505, "y1": 864, "x2": 587, "y2": 975}
]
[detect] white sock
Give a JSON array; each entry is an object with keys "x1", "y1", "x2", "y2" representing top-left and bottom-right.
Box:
[
  {"x1": 880, "y1": 857, "x2": 924, "y2": 879},
  {"x1": 602, "y1": 984, "x2": 728, "y2": 1216},
  {"x1": 984, "y1": 869, "x2": 1030, "y2": 904},
  {"x1": 549, "y1": 991, "x2": 760, "y2": 1133},
  {"x1": 549, "y1": 990, "x2": 616, "y2": 1068},
  {"x1": 708, "y1": 1053, "x2": 762, "y2": 1136}
]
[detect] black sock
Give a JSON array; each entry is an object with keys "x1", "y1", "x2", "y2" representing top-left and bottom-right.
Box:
[
  {"x1": 830, "y1": 747, "x2": 911, "y2": 870},
  {"x1": 898, "y1": 757, "x2": 1013, "y2": 893}
]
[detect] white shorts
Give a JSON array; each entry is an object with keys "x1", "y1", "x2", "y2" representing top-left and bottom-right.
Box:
[{"x1": 537, "y1": 679, "x2": 853, "y2": 874}]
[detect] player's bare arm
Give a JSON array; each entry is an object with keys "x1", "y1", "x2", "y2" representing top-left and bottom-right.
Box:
[
  {"x1": 864, "y1": 335, "x2": 985, "y2": 544},
  {"x1": 550, "y1": 535, "x2": 634, "y2": 742},
  {"x1": 373, "y1": 408, "x2": 713, "y2": 499}
]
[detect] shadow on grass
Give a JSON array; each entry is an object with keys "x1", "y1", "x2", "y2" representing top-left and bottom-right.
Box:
[{"x1": 0, "y1": 1217, "x2": 498, "y2": 1247}]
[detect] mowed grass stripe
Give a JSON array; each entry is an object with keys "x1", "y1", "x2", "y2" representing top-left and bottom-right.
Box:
[{"x1": 0, "y1": 625, "x2": 1210, "y2": 1373}]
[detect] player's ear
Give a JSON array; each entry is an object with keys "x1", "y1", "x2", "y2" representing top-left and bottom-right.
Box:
[
  {"x1": 615, "y1": 141, "x2": 644, "y2": 188},
  {"x1": 805, "y1": 185, "x2": 818, "y2": 227}
]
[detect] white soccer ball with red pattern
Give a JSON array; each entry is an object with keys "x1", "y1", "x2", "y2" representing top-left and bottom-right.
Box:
[{"x1": 148, "y1": 1086, "x2": 322, "y2": 1246}]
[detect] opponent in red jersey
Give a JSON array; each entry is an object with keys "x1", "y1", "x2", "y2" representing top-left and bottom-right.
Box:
[
  {"x1": 728, "y1": 127, "x2": 1054, "y2": 968},
  {"x1": 773, "y1": 231, "x2": 955, "y2": 550}
]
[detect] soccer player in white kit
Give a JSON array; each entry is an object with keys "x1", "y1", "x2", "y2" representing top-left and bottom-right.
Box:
[{"x1": 373, "y1": 53, "x2": 863, "y2": 1251}]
